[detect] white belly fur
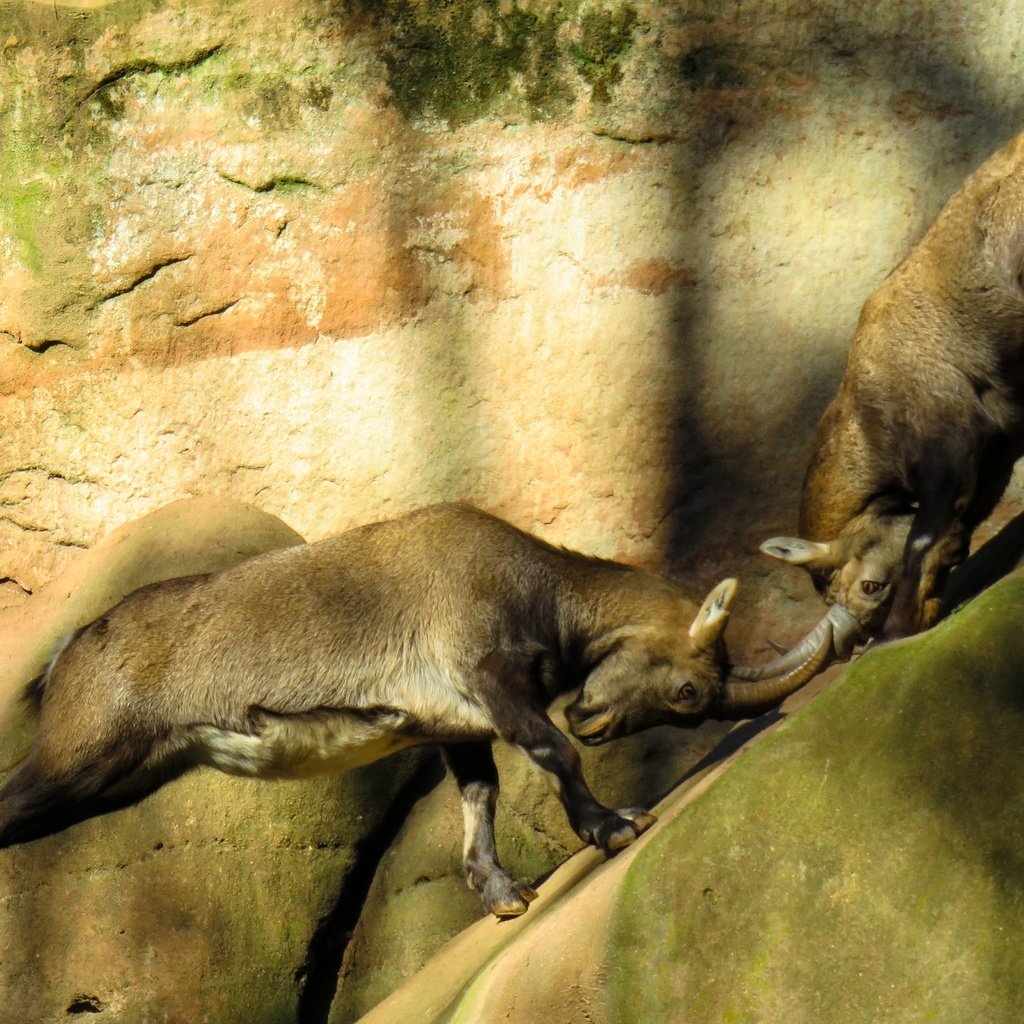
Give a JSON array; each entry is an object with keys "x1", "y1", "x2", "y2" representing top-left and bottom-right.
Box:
[{"x1": 193, "y1": 711, "x2": 426, "y2": 780}]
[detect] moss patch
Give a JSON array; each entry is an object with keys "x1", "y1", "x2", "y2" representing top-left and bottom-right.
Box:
[
  {"x1": 606, "y1": 575, "x2": 1024, "y2": 1023},
  {"x1": 0, "y1": 2, "x2": 161, "y2": 277},
  {"x1": 338, "y1": 0, "x2": 641, "y2": 124},
  {"x1": 571, "y1": 6, "x2": 638, "y2": 103}
]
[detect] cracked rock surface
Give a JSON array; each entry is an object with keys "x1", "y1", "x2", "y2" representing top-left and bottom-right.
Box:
[{"x1": 9, "y1": 0, "x2": 1024, "y2": 625}]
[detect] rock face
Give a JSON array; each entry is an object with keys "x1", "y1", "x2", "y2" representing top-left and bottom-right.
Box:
[
  {"x1": 0, "y1": 753, "x2": 424, "y2": 1024},
  {"x1": 3, "y1": 1, "x2": 1024, "y2": 1021},
  {"x1": 362, "y1": 572, "x2": 1024, "y2": 1024},
  {"x1": 4, "y1": 0, "x2": 1024, "y2": 624}
]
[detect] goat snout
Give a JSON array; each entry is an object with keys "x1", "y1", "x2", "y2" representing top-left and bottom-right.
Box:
[{"x1": 565, "y1": 700, "x2": 616, "y2": 746}]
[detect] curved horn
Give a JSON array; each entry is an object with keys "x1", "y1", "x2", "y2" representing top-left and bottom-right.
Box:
[
  {"x1": 720, "y1": 618, "x2": 831, "y2": 716},
  {"x1": 715, "y1": 605, "x2": 863, "y2": 717},
  {"x1": 728, "y1": 604, "x2": 862, "y2": 681}
]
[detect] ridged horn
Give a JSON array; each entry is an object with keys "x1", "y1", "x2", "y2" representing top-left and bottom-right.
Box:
[
  {"x1": 728, "y1": 604, "x2": 862, "y2": 681},
  {"x1": 716, "y1": 605, "x2": 863, "y2": 717}
]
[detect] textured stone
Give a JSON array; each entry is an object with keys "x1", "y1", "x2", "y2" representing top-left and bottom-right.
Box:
[
  {"x1": 4, "y1": 0, "x2": 1023, "y2": 612},
  {"x1": 362, "y1": 572, "x2": 1024, "y2": 1024}
]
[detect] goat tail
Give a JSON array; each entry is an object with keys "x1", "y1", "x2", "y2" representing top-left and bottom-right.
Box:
[
  {"x1": 0, "y1": 632, "x2": 76, "y2": 774},
  {"x1": 22, "y1": 672, "x2": 47, "y2": 715}
]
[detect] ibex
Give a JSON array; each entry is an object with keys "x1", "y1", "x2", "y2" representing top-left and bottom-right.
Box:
[
  {"x1": 1, "y1": 503, "x2": 821, "y2": 918},
  {"x1": 760, "y1": 130, "x2": 1024, "y2": 648}
]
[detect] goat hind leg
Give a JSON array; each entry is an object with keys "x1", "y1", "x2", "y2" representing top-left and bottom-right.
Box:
[{"x1": 443, "y1": 742, "x2": 537, "y2": 918}]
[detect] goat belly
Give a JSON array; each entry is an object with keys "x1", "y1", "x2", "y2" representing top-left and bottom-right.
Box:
[{"x1": 190, "y1": 709, "x2": 428, "y2": 779}]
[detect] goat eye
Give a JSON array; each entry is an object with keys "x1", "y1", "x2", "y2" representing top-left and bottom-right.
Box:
[
  {"x1": 860, "y1": 580, "x2": 883, "y2": 595},
  {"x1": 676, "y1": 682, "x2": 698, "y2": 703}
]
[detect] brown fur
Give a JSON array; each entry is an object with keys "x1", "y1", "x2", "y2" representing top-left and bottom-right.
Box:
[
  {"x1": 0, "y1": 503, "x2": 738, "y2": 918},
  {"x1": 775, "y1": 132, "x2": 1024, "y2": 636}
]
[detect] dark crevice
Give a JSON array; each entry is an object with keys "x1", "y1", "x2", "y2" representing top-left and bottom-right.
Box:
[
  {"x1": 589, "y1": 130, "x2": 675, "y2": 145},
  {"x1": 295, "y1": 752, "x2": 447, "y2": 1024},
  {"x1": 26, "y1": 338, "x2": 77, "y2": 354},
  {"x1": 62, "y1": 43, "x2": 226, "y2": 130},
  {"x1": 65, "y1": 993, "x2": 105, "y2": 1014},
  {"x1": 215, "y1": 171, "x2": 325, "y2": 194},
  {"x1": 0, "y1": 466, "x2": 98, "y2": 487},
  {"x1": 0, "y1": 577, "x2": 32, "y2": 597},
  {"x1": 173, "y1": 298, "x2": 241, "y2": 328},
  {"x1": 0, "y1": 332, "x2": 77, "y2": 354},
  {"x1": 91, "y1": 254, "x2": 194, "y2": 307}
]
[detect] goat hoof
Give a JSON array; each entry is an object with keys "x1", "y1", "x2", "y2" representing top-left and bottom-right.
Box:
[
  {"x1": 620, "y1": 807, "x2": 658, "y2": 832},
  {"x1": 592, "y1": 807, "x2": 657, "y2": 853},
  {"x1": 489, "y1": 898, "x2": 529, "y2": 919},
  {"x1": 481, "y1": 875, "x2": 538, "y2": 918}
]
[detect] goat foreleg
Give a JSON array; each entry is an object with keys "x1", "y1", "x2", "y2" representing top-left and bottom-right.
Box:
[
  {"x1": 473, "y1": 652, "x2": 656, "y2": 855},
  {"x1": 885, "y1": 455, "x2": 975, "y2": 637}
]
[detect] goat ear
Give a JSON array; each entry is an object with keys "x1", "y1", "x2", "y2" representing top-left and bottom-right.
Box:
[
  {"x1": 760, "y1": 536, "x2": 840, "y2": 571},
  {"x1": 689, "y1": 578, "x2": 737, "y2": 649}
]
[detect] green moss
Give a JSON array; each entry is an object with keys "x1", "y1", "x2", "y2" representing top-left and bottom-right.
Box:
[
  {"x1": 339, "y1": 0, "x2": 640, "y2": 124},
  {"x1": 604, "y1": 576, "x2": 1024, "y2": 1023},
  {"x1": 0, "y1": 2, "x2": 163, "y2": 280},
  {"x1": 0, "y1": 179, "x2": 47, "y2": 277},
  {"x1": 571, "y1": 6, "x2": 638, "y2": 103}
]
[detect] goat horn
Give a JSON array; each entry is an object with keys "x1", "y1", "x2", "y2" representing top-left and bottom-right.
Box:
[
  {"x1": 728, "y1": 604, "x2": 861, "y2": 681},
  {"x1": 716, "y1": 605, "x2": 863, "y2": 717}
]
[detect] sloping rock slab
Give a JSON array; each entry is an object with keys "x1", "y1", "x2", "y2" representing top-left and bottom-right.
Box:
[{"x1": 362, "y1": 573, "x2": 1024, "y2": 1024}]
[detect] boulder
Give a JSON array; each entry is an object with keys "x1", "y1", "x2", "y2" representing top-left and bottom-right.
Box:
[
  {"x1": 360, "y1": 572, "x2": 1024, "y2": 1024},
  {"x1": 0, "y1": 498, "x2": 426, "y2": 1023}
]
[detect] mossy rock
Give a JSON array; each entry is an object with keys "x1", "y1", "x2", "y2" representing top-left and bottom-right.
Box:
[{"x1": 361, "y1": 572, "x2": 1024, "y2": 1024}]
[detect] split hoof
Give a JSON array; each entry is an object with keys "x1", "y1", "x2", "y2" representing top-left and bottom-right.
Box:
[
  {"x1": 479, "y1": 874, "x2": 540, "y2": 919},
  {"x1": 590, "y1": 807, "x2": 657, "y2": 854}
]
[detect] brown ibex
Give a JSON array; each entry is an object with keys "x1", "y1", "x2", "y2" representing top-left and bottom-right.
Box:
[
  {"x1": 760, "y1": 131, "x2": 1024, "y2": 645},
  {"x1": 1, "y1": 503, "x2": 821, "y2": 918}
]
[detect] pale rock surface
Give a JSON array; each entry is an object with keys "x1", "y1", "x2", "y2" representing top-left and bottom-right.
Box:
[{"x1": 3, "y1": 0, "x2": 1024, "y2": 1021}]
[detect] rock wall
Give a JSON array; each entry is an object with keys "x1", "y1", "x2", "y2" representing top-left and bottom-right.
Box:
[
  {"x1": 4, "y1": 0, "x2": 1024, "y2": 616},
  {"x1": 3, "y1": 0, "x2": 1024, "y2": 1021}
]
